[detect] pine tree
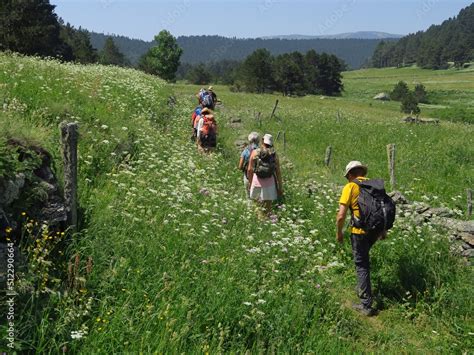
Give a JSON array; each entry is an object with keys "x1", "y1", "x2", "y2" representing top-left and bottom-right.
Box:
[
  {"x1": 391, "y1": 81, "x2": 410, "y2": 101},
  {"x1": 60, "y1": 23, "x2": 98, "y2": 64},
  {"x1": 401, "y1": 92, "x2": 421, "y2": 115},
  {"x1": 236, "y1": 49, "x2": 274, "y2": 93},
  {"x1": 99, "y1": 37, "x2": 127, "y2": 66},
  {"x1": 414, "y1": 84, "x2": 428, "y2": 104},
  {"x1": 304, "y1": 50, "x2": 321, "y2": 94},
  {"x1": 0, "y1": 0, "x2": 71, "y2": 58},
  {"x1": 139, "y1": 30, "x2": 183, "y2": 82},
  {"x1": 316, "y1": 53, "x2": 344, "y2": 96},
  {"x1": 274, "y1": 52, "x2": 306, "y2": 96}
]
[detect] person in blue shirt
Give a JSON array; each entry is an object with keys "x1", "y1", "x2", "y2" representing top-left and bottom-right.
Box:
[
  {"x1": 238, "y1": 132, "x2": 260, "y2": 197},
  {"x1": 191, "y1": 105, "x2": 203, "y2": 141}
]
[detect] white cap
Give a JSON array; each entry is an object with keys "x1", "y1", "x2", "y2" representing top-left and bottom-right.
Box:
[
  {"x1": 344, "y1": 161, "x2": 367, "y2": 177},
  {"x1": 263, "y1": 134, "x2": 274, "y2": 146}
]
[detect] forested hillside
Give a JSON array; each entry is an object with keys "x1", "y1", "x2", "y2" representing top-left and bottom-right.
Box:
[
  {"x1": 89, "y1": 32, "x2": 385, "y2": 69},
  {"x1": 371, "y1": 3, "x2": 474, "y2": 69}
]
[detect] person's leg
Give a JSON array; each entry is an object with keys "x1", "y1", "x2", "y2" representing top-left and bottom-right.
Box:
[
  {"x1": 263, "y1": 200, "x2": 272, "y2": 215},
  {"x1": 243, "y1": 174, "x2": 250, "y2": 198},
  {"x1": 350, "y1": 234, "x2": 373, "y2": 309}
]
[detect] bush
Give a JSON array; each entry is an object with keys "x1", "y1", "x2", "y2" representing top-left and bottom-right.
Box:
[
  {"x1": 390, "y1": 81, "x2": 410, "y2": 101},
  {"x1": 414, "y1": 84, "x2": 428, "y2": 103},
  {"x1": 401, "y1": 92, "x2": 420, "y2": 115}
]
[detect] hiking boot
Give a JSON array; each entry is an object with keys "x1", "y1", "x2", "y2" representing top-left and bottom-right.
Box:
[{"x1": 352, "y1": 303, "x2": 377, "y2": 317}]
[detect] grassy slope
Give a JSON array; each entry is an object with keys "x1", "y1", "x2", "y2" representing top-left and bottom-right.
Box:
[{"x1": 0, "y1": 55, "x2": 473, "y2": 353}]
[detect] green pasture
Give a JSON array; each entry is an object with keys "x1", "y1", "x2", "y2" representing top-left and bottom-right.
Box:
[
  {"x1": 174, "y1": 66, "x2": 473, "y2": 211},
  {"x1": 0, "y1": 53, "x2": 472, "y2": 353}
]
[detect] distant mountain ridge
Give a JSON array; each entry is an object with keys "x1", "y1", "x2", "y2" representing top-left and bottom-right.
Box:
[
  {"x1": 261, "y1": 31, "x2": 403, "y2": 40},
  {"x1": 88, "y1": 32, "x2": 387, "y2": 69}
]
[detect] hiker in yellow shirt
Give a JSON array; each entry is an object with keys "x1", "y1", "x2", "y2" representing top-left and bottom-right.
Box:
[{"x1": 336, "y1": 161, "x2": 385, "y2": 317}]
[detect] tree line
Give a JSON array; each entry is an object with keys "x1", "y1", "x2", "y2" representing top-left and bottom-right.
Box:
[
  {"x1": 89, "y1": 33, "x2": 383, "y2": 70},
  {"x1": 0, "y1": 0, "x2": 129, "y2": 67},
  {"x1": 371, "y1": 3, "x2": 474, "y2": 69},
  {"x1": 178, "y1": 49, "x2": 344, "y2": 96}
]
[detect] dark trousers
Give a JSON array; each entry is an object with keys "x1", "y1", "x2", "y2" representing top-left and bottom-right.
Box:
[{"x1": 350, "y1": 233, "x2": 378, "y2": 308}]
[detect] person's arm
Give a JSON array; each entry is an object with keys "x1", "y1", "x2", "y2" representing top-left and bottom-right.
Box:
[
  {"x1": 336, "y1": 204, "x2": 349, "y2": 243},
  {"x1": 238, "y1": 157, "x2": 245, "y2": 170},
  {"x1": 275, "y1": 155, "x2": 283, "y2": 196},
  {"x1": 239, "y1": 148, "x2": 248, "y2": 170},
  {"x1": 196, "y1": 117, "x2": 204, "y2": 141}
]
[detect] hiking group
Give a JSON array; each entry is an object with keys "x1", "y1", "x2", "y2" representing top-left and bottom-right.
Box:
[
  {"x1": 191, "y1": 87, "x2": 218, "y2": 152},
  {"x1": 189, "y1": 90, "x2": 396, "y2": 317}
]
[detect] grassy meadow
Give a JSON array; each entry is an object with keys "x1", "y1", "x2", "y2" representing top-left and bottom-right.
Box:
[
  {"x1": 0, "y1": 53, "x2": 473, "y2": 353},
  {"x1": 175, "y1": 65, "x2": 473, "y2": 211}
]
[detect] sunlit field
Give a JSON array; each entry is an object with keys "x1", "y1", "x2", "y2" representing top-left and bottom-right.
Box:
[{"x1": 0, "y1": 53, "x2": 472, "y2": 353}]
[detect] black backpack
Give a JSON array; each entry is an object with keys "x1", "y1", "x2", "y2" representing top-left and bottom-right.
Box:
[
  {"x1": 352, "y1": 179, "x2": 396, "y2": 234},
  {"x1": 254, "y1": 148, "x2": 276, "y2": 178}
]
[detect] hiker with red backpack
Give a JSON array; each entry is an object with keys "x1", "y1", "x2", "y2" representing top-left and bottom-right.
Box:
[
  {"x1": 247, "y1": 134, "x2": 283, "y2": 217},
  {"x1": 196, "y1": 109, "x2": 217, "y2": 152},
  {"x1": 239, "y1": 132, "x2": 260, "y2": 197},
  {"x1": 336, "y1": 161, "x2": 396, "y2": 317}
]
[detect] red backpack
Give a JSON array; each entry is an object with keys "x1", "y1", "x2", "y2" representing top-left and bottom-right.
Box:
[
  {"x1": 200, "y1": 115, "x2": 217, "y2": 147},
  {"x1": 201, "y1": 115, "x2": 216, "y2": 135}
]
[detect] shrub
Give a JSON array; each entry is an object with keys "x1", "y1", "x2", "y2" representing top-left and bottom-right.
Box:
[
  {"x1": 390, "y1": 81, "x2": 410, "y2": 101},
  {"x1": 414, "y1": 84, "x2": 428, "y2": 103},
  {"x1": 401, "y1": 92, "x2": 421, "y2": 115}
]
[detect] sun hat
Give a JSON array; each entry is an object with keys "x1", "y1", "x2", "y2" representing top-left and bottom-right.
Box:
[
  {"x1": 208, "y1": 86, "x2": 214, "y2": 91},
  {"x1": 263, "y1": 134, "x2": 274, "y2": 146},
  {"x1": 344, "y1": 161, "x2": 368, "y2": 177}
]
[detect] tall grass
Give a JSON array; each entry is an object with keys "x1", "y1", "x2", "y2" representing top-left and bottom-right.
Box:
[{"x1": 0, "y1": 54, "x2": 472, "y2": 353}]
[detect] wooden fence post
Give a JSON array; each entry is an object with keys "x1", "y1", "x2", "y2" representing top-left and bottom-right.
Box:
[
  {"x1": 60, "y1": 121, "x2": 79, "y2": 231},
  {"x1": 270, "y1": 99, "x2": 279, "y2": 119},
  {"x1": 386, "y1": 143, "x2": 396, "y2": 190},
  {"x1": 324, "y1": 146, "x2": 332, "y2": 166},
  {"x1": 467, "y1": 189, "x2": 473, "y2": 217}
]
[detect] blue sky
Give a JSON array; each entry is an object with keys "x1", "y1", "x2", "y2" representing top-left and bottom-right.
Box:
[{"x1": 51, "y1": 0, "x2": 473, "y2": 40}]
